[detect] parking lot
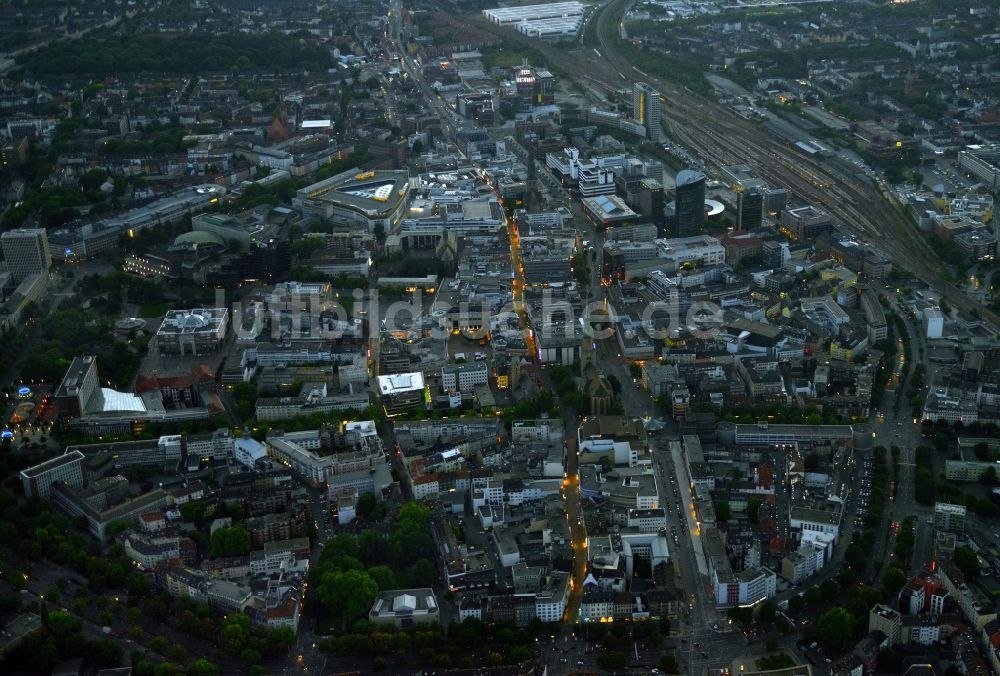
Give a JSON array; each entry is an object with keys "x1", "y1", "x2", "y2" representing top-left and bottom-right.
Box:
[{"x1": 851, "y1": 453, "x2": 874, "y2": 526}]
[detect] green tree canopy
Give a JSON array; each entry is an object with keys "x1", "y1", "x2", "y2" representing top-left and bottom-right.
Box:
[
  {"x1": 818, "y1": 607, "x2": 857, "y2": 650},
  {"x1": 954, "y1": 546, "x2": 980, "y2": 579},
  {"x1": 316, "y1": 569, "x2": 379, "y2": 627},
  {"x1": 882, "y1": 565, "x2": 908, "y2": 597},
  {"x1": 367, "y1": 565, "x2": 397, "y2": 591},
  {"x1": 357, "y1": 492, "x2": 380, "y2": 519},
  {"x1": 980, "y1": 466, "x2": 998, "y2": 486},
  {"x1": 21, "y1": 33, "x2": 332, "y2": 76},
  {"x1": 404, "y1": 558, "x2": 438, "y2": 588},
  {"x1": 186, "y1": 659, "x2": 221, "y2": 676},
  {"x1": 179, "y1": 501, "x2": 207, "y2": 523},
  {"x1": 209, "y1": 524, "x2": 251, "y2": 558},
  {"x1": 714, "y1": 501, "x2": 732, "y2": 522},
  {"x1": 757, "y1": 600, "x2": 778, "y2": 622}
]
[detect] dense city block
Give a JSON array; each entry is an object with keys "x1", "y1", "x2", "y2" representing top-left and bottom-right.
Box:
[{"x1": 1, "y1": 0, "x2": 1000, "y2": 674}]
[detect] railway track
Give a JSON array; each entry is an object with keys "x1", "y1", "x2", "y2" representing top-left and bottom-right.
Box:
[
  {"x1": 594, "y1": 0, "x2": 997, "y2": 326},
  {"x1": 462, "y1": 0, "x2": 997, "y2": 327}
]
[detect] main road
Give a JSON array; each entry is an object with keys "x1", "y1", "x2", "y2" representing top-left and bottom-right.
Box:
[
  {"x1": 389, "y1": 0, "x2": 461, "y2": 143},
  {"x1": 390, "y1": 2, "x2": 943, "y2": 665}
]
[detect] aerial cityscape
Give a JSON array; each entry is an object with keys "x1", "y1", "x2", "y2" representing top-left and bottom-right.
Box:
[{"x1": 1, "y1": 0, "x2": 1000, "y2": 674}]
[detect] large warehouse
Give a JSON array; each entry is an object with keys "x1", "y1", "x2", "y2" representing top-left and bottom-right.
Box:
[
  {"x1": 293, "y1": 168, "x2": 410, "y2": 232},
  {"x1": 483, "y1": 2, "x2": 584, "y2": 25},
  {"x1": 516, "y1": 15, "x2": 584, "y2": 39}
]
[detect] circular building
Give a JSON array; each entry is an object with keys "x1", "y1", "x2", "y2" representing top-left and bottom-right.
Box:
[
  {"x1": 674, "y1": 169, "x2": 707, "y2": 237},
  {"x1": 169, "y1": 230, "x2": 227, "y2": 255}
]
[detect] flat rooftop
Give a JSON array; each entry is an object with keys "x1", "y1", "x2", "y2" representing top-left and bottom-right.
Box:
[
  {"x1": 934, "y1": 502, "x2": 967, "y2": 515},
  {"x1": 655, "y1": 234, "x2": 722, "y2": 253},
  {"x1": 20, "y1": 450, "x2": 84, "y2": 478},
  {"x1": 790, "y1": 504, "x2": 841, "y2": 525},
  {"x1": 483, "y1": 2, "x2": 584, "y2": 23},
  {"x1": 54, "y1": 355, "x2": 96, "y2": 399},
  {"x1": 582, "y1": 194, "x2": 638, "y2": 220},
  {"x1": 377, "y1": 372, "x2": 425, "y2": 395},
  {"x1": 786, "y1": 205, "x2": 828, "y2": 219}
]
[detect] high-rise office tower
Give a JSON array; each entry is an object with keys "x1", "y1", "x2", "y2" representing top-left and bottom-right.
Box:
[
  {"x1": 633, "y1": 82, "x2": 661, "y2": 143},
  {"x1": 736, "y1": 187, "x2": 763, "y2": 232},
  {"x1": 54, "y1": 355, "x2": 102, "y2": 420},
  {"x1": 1, "y1": 228, "x2": 51, "y2": 283},
  {"x1": 674, "y1": 169, "x2": 706, "y2": 237}
]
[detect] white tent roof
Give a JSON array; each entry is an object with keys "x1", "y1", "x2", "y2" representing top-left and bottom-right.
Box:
[{"x1": 100, "y1": 388, "x2": 146, "y2": 413}]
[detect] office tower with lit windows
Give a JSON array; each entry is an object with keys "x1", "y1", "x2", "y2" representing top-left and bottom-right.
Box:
[{"x1": 632, "y1": 82, "x2": 661, "y2": 143}]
